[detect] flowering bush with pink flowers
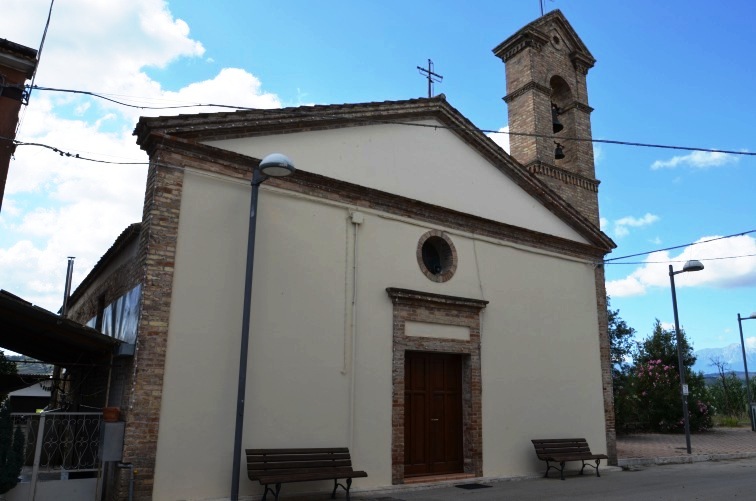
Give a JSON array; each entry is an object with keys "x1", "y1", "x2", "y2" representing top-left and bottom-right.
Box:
[{"x1": 614, "y1": 320, "x2": 713, "y2": 433}]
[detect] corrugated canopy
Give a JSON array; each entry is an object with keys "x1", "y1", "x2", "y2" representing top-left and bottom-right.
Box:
[{"x1": 0, "y1": 290, "x2": 119, "y2": 367}]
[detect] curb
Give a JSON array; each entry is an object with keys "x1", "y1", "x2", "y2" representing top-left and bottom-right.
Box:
[{"x1": 618, "y1": 451, "x2": 756, "y2": 467}]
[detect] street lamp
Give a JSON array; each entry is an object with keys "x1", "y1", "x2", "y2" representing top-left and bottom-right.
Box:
[
  {"x1": 231, "y1": 153, "x2": 296, "y2": 501},
  {"x1": 668, "y1": 259, "x2": 704, "y2": 455},
  {"x1": 737, "y1": 312, "x2": 756, "y2": 431}
]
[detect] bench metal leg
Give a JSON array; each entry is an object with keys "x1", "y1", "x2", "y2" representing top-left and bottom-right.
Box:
[
  {"x1": 331, "y1": 477, "x2": 353, "y2": 500},
  {"x1": 262, "y1": 483, "x2": 281, "y2": 501},
  {"x1": 543, "y1": 460, "x2": 566, "y2": 480},
  {"x1": 580, "y1": 459, "x2": 602, "y2": 477}
]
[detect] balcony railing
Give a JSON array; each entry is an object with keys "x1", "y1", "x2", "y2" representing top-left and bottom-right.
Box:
[{"x1": 12, "y1": 412, "x2": 103, "y2": 473}]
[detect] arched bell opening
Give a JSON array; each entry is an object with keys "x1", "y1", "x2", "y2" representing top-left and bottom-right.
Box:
[{"x1": 549, "y1": 75, "x2": 573, "y2": 161}]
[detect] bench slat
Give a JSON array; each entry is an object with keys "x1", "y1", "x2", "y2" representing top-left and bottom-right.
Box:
[
  {"x1": 257, "y1": 470, "x2": 368, "y2": 484},
  {"x1": 247, "y1": 447, "x2": 349, "y2": 455},
  {"x1": 248, "y1": 460, "x2": 353, "y2": 471},
  {"x1": 247, "y1": 453, "x2": 351, "y2": 462}
]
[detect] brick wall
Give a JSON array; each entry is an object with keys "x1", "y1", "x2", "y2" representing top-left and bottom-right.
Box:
[
  {"x1": 497, "y1": 15, "x2": 601, "y2": 228},
  {"x1": 115, "y1": 153, "x2": 185, "y2": 500},
  {"x1": 594, "y1": 265, "x2": 617, "y2": 464},
  {"x1": 387, "y1": 288, "x2": 487, "y2": 483}
]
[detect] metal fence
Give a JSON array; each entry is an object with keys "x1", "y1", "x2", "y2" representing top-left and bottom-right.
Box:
[{"x1": 12, "y1": 412, "x2": 103, "y2": 473}]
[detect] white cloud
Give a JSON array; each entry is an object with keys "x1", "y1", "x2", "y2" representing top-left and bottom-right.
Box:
[
  {"x1": 0, "y1": 0, "x2": 283, "y2": 312},
  {"x1": 604, "y1": 213, "x2": 660, "y2": 238},
  {"x1": 606, "y1": 234, "x2": 756, "y2": 297},
  {"x1": 651, "y1": 151, "x2": 739, "y2": 170},
  {"x1": 593, "y1": 143, "x2": 604, "y2": 165},
  {"x1": 486, "y1": 126, "x2": 510, "y2": 154},
  {"x1": 613, "y1": 213, "x2": 660, "y2": 238}
]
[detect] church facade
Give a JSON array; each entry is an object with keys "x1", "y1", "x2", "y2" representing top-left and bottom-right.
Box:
[{"x1": 67, "y1": 10, "x2": 616, "y2": 500}]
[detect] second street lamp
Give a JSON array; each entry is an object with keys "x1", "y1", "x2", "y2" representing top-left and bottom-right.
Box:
[
  {"x1": 668, "y1": 259, "x2": 704, "y2": 455},
  {"x1": 737, "y1": 312, "x2": 756, "y2": 431}
]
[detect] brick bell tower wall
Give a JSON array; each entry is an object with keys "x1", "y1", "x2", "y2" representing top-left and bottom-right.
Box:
[{"x1": 493, "y1": 12, "x2": 601, "y2": 228}]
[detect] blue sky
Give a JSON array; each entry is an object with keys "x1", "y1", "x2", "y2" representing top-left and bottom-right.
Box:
[{"x1": 1, "y1": 0, "x2": 754, "y2": 360}]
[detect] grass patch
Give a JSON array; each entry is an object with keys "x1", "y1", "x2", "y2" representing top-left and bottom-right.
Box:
[{"x1": 714, "y1": 415, "x2": 745, "y2": 427}]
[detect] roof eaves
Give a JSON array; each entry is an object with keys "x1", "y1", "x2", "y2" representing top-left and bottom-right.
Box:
[
  {"x1": 134, "y1": 96, "x2": 449, "y2": 144},
  {"x1": 67, "y1": 223, "x2": 141, "y2": 306}
]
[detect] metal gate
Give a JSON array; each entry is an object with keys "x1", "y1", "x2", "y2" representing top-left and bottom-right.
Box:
[{"x1": 11, "y1": 412, "x2": 102, "y2": 501}]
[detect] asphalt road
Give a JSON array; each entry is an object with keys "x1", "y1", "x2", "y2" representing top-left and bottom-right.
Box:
[{"x1": 355, "y1": 457, "x2": 756, "y2": 500}]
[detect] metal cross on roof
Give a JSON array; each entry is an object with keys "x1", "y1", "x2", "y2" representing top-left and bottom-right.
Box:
[{"x1": 416, "y1": 59, "x2": 443, "y2": 98}]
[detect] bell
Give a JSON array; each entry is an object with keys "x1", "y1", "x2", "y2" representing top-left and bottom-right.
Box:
[
  {"x1": 554, "y1": 142, "x2": 565, "y2": 160},
  {"x1": 552, "y1": 104, "x2": 564, "y2": 134}
]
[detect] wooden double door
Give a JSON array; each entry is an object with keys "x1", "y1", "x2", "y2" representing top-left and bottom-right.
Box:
[{"x1": 404, "y1": 351, "x2": 463, "y2": 477}]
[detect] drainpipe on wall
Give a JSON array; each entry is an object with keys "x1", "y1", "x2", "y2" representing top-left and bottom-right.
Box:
[
  {"x1": 347, "y1": 211, "x2": 363, "y2": 449},
  {"x1": 52, "y1": 257, "x2": 75, "y2": 408}
]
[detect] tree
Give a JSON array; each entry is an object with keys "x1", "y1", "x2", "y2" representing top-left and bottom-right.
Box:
[
  {"x1": 607, "y1": 297, "x2": 639, "y2": 432},
  {"x1": 0, "y1": 404, "x2": 23, "y2": 496},
  {"x1": 0, "y1": 352, "x2": 16, "y2": 404},
  {"x1": 631, "y1": 320, "x2": 712, "y2": 432},
  {"x1": 608, "y1": 297, "x2": 636, "y2": 373},
  {"x1": 708, "y1": 358, "x2": 747, "y2": 420}
]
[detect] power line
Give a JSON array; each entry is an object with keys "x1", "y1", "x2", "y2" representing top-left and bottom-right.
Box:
[
  {"x1": 5, "y1": 137, "x2": 148, "y2": 165},
  {"x1": 604, "y1": 253, "x2": 756, "y2": 265},
  {"x1": 11, "y1": 134, "x2": 755, "y2": 267},
  {"x1": 29, "y1": 85, "x2": 756, "y2": 157},
  {"x1": 32, "y1": 85, "x2": 247, "y2": 111},
  {"x1": 603, "y1": 230, "x2": 756, "y2": 263}
]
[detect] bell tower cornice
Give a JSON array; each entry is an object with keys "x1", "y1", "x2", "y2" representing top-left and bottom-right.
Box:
[{"x1": 492, "y1": 28, "x2": 550, "y2": 62}]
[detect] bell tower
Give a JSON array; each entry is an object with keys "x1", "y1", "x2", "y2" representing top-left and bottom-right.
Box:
[{"x1": 493, "y1": 10, "x2": 600, "y2": 226}]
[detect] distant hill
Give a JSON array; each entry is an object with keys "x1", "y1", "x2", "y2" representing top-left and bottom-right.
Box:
[
  {"x1": 6, "y1": 355, "x2": 53, "y2": 376},
  {"x1": 694, "y1": 343, "x2": 756, "y2": 376}
]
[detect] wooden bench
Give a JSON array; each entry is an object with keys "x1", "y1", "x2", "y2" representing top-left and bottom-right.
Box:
[
  {"x1": 246, "y1": 447, "x2": 367, "y2": 500},
  {"x1": 531, "y1": 438, "x2": 608, "y2": 480}
]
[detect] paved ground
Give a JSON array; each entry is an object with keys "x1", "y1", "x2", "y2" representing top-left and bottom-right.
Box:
[
  {"x1": 356, "y1": 457, "x2": 756, "y2": 500},
  {"x1": 616, "y1": 426, "x2": 756, "y2": 466},
  {"x1": 344, "y1": 427, "x2": 756, "y2": 501}
]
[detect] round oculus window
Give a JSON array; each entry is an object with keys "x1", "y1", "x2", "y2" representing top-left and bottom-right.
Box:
[{"x1": 417, "y1": 230, "x2": 457, "y2": 283}]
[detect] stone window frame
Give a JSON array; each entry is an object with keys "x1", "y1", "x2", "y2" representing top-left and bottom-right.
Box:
[
  {"x1": 387, "y1": 287, "x2": 488, "y2": 484},
  {"x1": 416, "y1": 230, "x2": 458, "y2": 283}
]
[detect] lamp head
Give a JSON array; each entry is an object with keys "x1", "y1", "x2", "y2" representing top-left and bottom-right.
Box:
[
  {"x1": 259, "y1": 153, "x2": 296, "y2": 177},
  {"x1": 682, "y1": 260, "x2": 704, "y2": 272}
]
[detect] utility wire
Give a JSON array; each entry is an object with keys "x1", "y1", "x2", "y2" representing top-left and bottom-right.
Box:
[
  {"x1": 26, "y1": 0, "x2": 55, "y2": 107},
  {"x1": 32, "y1": 85, "x2": 248, "y2": 111},
  {"x1": 29, "y1": 85, "x2": 756, "y2": 157},
  {"x1": 9, "y1": 135, "x2": 756, "y2": 267},
  {"x1": 604, "y1": 253, "x2": 756, "y2": 265},
  {"x1": 603, "y1": 230, "x2": 756, "y2": 263},
  {"x1": 6, "y1": 137, "x2": 148, "y2": 165}
]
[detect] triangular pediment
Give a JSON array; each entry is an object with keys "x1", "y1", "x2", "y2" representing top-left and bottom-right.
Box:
[
  {"x1": 135, "y1": 97, "x2": 613, "y2": 252},
  {"x1": 493, "y1": 10, "x2": 595, "y2": 69}
]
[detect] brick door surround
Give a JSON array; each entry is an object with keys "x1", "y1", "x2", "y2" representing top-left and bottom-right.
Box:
[{"x1": 387, "y1": 288, "x2": 488, "y2": 484}]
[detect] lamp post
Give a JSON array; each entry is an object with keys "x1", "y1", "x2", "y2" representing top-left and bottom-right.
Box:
[
  {"x1": 668, "y1": 259, "x2": 704, "y2": 455},
  {"x1": 737, "y1": 312, "x2": 756, "y2": 431},
  {"x1": 231, "y1": 153, "x2": 295, "y2": 501}
]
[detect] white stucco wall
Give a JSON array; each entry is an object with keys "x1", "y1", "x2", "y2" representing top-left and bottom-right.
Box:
[
  {"x1": 206, "y1": 120, "x2": 589, "y2": 245},
  {"x1": 151, "y1": 166, "x2": 606, "y2": 500}
]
